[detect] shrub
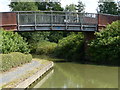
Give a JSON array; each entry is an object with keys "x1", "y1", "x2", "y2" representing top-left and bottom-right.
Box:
[
  {"x1": 54, "y1": 33, "x2": 84, "y2": 61},
  {"x1": 0, "y1": 28, "x2": 30, "y2": 54},
  {"x1": 32, "y1": 41, "x2": 57, "y2": 55},
  {"x1": 0, "y1": 52, "x2": 32, "y2": 72},
  {"x1": 88, "y1": 20, "x2": 120, "y2": 65}
]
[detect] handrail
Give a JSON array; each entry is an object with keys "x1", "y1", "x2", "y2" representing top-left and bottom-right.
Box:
[{"x1": 0, "y1": 11, "x2": 119, "y2": 16}]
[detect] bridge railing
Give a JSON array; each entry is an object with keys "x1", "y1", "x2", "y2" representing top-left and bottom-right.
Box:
[
  {"x1": 16, "y1": 11, "x2": 98, "y2": 31},
  {"x1": 17, "y1": 11, "x2": 98, "y2": 25}
]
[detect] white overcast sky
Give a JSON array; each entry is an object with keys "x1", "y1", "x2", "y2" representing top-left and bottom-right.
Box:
[{"x1": 0, "y1": 0, "x2": 119, "y2": 13}]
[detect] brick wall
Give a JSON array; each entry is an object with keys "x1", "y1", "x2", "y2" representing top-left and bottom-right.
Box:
[
  {"x1": 98, "y1": 14, "x2": 120, "y2": 31},
  {"x1": 0, "y1": 12, "x2": 17, "y2": 30}
]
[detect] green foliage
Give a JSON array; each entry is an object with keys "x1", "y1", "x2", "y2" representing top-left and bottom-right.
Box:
[
  {"x1": 18, "y1": 31, "x2": 50, "y2": 43},
  {"x1": 1, "y1": 29, "x2": 30, "y2": 54},
  {"x1": 0, "y1": 52, "x2": 32, "y2": 72},
  {"x1": 65, "y1": 4, "x2": 76, "y2": 12},
  {"x1": 55, "y1": 33, "x2": 84, "y2": 61},
  {"x1": 36, "y1": 2, "x2": 63, "y2": 11},
  {"x1": 31, "y1": 41, "x2": 57, "y2": 55},
  {"x1": 65, "y1": 1, "x2": 85, "y2": 13},
  {"x1": 9, "y1": 2, "x2": 38, "y2": 11},
  {"x1": 48, "y1": 31, "x2": 69, "y2": 43},
  {"x1": 88, "y1": 21, "x2": 120, "y2": 65},
  {"x1": 76, "y1": 1, "x2": 85, "y2": 13},
  {"x1": 98, "y1": 1, "x2": 119, "y2": 15}
]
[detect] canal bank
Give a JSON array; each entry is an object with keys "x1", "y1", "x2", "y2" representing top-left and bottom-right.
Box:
[{"x1": 0, "y1": 59, "x2": 54, "y2": 88}]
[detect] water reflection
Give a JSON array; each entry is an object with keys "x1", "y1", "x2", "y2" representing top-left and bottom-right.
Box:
[
  {"x1": 33, "y1": 69, "x2": 54, "y2": 88},
  {"x1": 33, "y1": 62, "x2": 118, "y2": 88}
]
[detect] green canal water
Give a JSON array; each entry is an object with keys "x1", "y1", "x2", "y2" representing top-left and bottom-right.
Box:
[{"x1": 33, "y1": 62, "x2": 118, "y2": 88}]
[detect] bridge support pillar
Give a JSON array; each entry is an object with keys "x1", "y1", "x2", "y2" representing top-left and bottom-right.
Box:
[{"x1": 83, "y1": 32, "x2": 95, "y2": 60}]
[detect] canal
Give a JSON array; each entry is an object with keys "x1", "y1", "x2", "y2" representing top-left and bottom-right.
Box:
[{"x1": 33, "y1": 62, "x2": 118, "y2": 88}]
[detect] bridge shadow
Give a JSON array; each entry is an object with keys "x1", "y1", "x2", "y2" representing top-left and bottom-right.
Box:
[{"x1": 32, "y1": 54, "x2": 119, "y2": 66}]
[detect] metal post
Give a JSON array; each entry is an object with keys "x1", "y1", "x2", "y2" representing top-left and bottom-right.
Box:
[
  {"x1": 35, "y1": 12, "x2": 37, "y2": 31},
  {"x1": 51, "y1": 10, "x2": 53, "y2": 30},
  {"x1": 65, "y1": 12, "x2": 68, "y2": 30},
  {"x1": 17, "y1": 12, "x2": 20, "y2": 31},
  {"x1": 80, "y1": 13, "x2": 83, "y2": 31}
]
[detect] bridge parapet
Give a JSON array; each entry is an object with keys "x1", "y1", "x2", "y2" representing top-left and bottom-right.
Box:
[
  {"x1": 98, "y1": 14, "x2": 119, "y2": 31},
  {"x1": 0, "y1": 12, "x2": 17, "y2": 30}
]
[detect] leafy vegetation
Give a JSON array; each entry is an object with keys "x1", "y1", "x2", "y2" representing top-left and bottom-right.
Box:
[
  {"x1": 0, "y1": 52, "x2": 32, "y2": 72},
  {"x1": 36, "y1": 2, "x2": 64, "y2": 11},
  {"x1": 9, "y1": 2, "x2": 38, "y2": 11},
  {"x1": 18, "y1": 31, "x2": 50, "y2": 43},
  {"x1": 88, "y1": 21, "x2": 120, "y2": 65},
  {"x1": 1, "y1": 28, "x2": 30, "y2": 54},
  {"x1": 76, "y1": 1, "x2": 85, "y2": 13},
  {"x1": 65, "y1": 4, "x2": 77, "y2": 12},
  {"x1": 54, "y1": 33, "x2": 84, "y2": 61},
  {"x1": 30, "y1": 41, "x2": 57, "y2": 55},
  {"x1": 98, "y1": 1, "x2": 119, "y2": 15}
]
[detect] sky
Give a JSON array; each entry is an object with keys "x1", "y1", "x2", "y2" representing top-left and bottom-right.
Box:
[{"x1": 0, "y1": 0, "x2": 119, "y2": 13}]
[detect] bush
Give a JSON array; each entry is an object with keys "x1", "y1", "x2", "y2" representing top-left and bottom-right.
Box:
[
  {"x1": 54, "y1": 33, "x2": 84, "y2": 61},
  {"x1": 18, "y1": 31, "x2": 50, "y2": 43},
  {"x1": 31, "y1": 41, "x2": 57, "y2": 55},
  {"x1": 0, "y1": 28, "x2": 30, "y2": 54},
  {"x1": 0, "y1": 52, "x2": 32, "y2": 72},
  {"x1": 88, "y1": 20, "x2": 120, "y2": 65}
]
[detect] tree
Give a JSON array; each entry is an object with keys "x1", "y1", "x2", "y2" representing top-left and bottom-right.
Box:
[
  {"x1": 65, "y1": 4, "x2": 76, "y2": 12},
  {"x1": 54, "y1": 33, "x2": 84, "y2": 61},
  {"x1": 98, "y1": 1, "x2": 119, "y2": 15},
  {"x1": 88, "y1": 20, "x2": 120, "y2": 65},
  {"x1": 36, "y1": 2, "x2": 63, "y2": 11},
  {"x1": 76, "y1": 1, "x2": 85, "y2": 13},
  {"x1": 48, "y1": 31, "x2": 69, "y2": 43},
  {"x1": 9, "y1": 2, "x2": 38, "y2": 11}
]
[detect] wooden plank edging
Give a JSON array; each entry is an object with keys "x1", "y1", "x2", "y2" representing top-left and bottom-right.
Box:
[{"x1": 14, "y1": 62, "x2": 54, "y2": 88}]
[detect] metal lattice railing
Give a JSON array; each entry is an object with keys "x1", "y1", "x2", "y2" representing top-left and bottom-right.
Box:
[
  {"x1": 17, "y1": 11, "x2": 98, "y2": 25},
  {"x1": 16, "y1": 11, "x2": 98, "y2": 31}
]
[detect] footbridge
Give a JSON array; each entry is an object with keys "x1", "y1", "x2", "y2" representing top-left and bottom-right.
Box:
[{"x1": 1, "y1": 11, "x2": 119, "y2": 32}]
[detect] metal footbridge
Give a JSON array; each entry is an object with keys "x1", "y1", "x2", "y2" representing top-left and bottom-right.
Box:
[{"x1": 0, "y1": 11, "x2": 119, "y2": 32}]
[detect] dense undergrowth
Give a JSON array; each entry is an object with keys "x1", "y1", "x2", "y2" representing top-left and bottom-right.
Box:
[
  {"x1": 0, "y1": 29, "x2": 30, "y2": 54},
  {"x1": 54, "y1": 33, "x2": 84, "y2": 61},
  {"x1": 88, "y1": 20, "x2": 120, "y2": 65},
  {"x1": 30, "y1": 41, "x2": 57, "y2": 55},
  {"x1": 29, "y1": 32, "x2": 84, "y2": 62}
]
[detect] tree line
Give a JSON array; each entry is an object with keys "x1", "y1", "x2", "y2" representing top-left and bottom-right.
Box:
[{"x1": 9, "y1": 0, "x2": 119, "y2": 14}]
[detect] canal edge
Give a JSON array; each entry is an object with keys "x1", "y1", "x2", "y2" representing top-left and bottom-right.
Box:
[{"x1": 14, "y1": 61, "x2": 54, "y2": 88}]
